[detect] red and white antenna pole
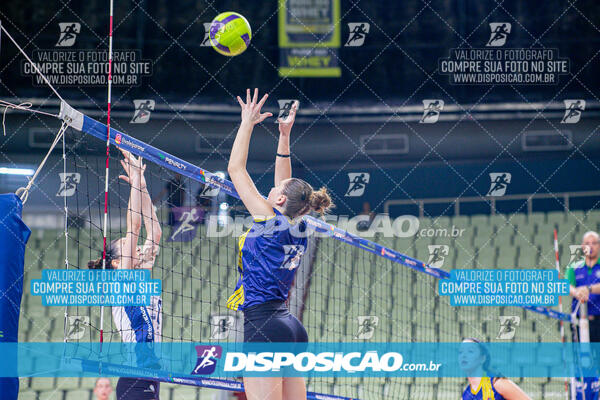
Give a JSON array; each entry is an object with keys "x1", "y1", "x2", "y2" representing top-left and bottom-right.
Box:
[
  {"x1": 554, "y1": 229, "x2": 568, "y2": 400},
  {"x1": 99, "y1": 0, "x2": 115, "y2": 344}
]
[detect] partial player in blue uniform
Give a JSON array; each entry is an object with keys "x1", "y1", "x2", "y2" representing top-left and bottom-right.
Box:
[
  {"x1": 566, "y1": 231, "x2": 600, "y2": 400},
  {"x1": 573, "y1": 377, "x2": 600, "y2": 400},
  {"x1": 227, "y1": 89, "x2": 332, "y2": 400},
  {"x1": 460, "y1": 338, "x2": 531, "y2": 400},
  {"x1": 88, "y1": 150, "x2": 162, "y2": 400}
]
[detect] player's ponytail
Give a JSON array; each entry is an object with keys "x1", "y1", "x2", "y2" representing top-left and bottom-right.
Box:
[
  {"x1": 87, "y1": 238, "x2": 121, "y2": 269},
  {"x1": 87, "y1": 257, "x2": 103, "y2": 269},
  {"x1": 282, "y1": 178, "x2": 334, "y2": 218},
  {"x1": 309, "y1": 187, "x2": 332, "y2": 215}
]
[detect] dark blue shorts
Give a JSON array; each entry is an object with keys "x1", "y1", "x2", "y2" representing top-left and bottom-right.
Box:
[
  {"x1": 116, "y1": 377, "x2": 160, "y2": 400},
  {"x1": 243, "y1": 300, "x2": 308, "y2": 343}
]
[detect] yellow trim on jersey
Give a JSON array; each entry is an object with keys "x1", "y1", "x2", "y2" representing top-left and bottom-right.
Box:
[
  {"x1": 237, "y1": 229, "x2": 250, "y2": 271},
  {"x1": 253, "y1": 214, "x2": 277, "y2": 223},
  {"x1": 470, "y1": 377, "x2": 495, "y2": 400},
  {"x1": 227, "y1": 285, "x2": 244, "y2": 310},
  {"x1": 226, "y1": 227, "x2": 251, "y2": 310}
]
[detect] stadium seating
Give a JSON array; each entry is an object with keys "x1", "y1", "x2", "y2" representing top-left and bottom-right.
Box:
[{"x1": 18, "y1": 210, "x2": 595, "y2": 398}]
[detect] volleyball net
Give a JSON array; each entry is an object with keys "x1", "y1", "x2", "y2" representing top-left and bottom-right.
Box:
[
  {"x1": 56, "y1": 99, "x2": 576, "y2": 398},
  {"x1": 1, "y1": 20, "x2": 587, "y2": 400}
]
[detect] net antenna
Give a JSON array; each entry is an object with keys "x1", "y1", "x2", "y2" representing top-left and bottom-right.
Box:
[
  {"x1": 579, "y1": 301, "x2": 590, "y2": 400},
  {"x1": 98, "y1": 0, "x2": 116, "y2": 345}
]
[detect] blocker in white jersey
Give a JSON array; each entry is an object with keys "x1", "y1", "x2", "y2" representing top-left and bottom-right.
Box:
[
  {"x1": 86, "y1": 151, "x2": 163, "y2": 345},
  {"x1": 112, "y1": 295, "x2": 162, "y2": 343},
  {"x1": 87, "y1": 150, "x2": 163, "y2": 400},
  {"x1": 112, "y1": 242, "x2": 163, "y2": 343}
]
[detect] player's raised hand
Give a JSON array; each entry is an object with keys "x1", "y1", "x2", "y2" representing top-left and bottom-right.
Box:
[
  {"x1": 119, "y1": 149, "x2": 145, "y2": 188},
  {"x1": 278, "y1": 101, "x2": 298, "y2": 137},
  {"x1": 237, "y1": 88, "x2": 272, "y2": 125}
]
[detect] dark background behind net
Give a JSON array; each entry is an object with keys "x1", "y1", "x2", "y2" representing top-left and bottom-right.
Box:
[{"x1": 1, "y1": 0, "x2": 599, "y2": 105}]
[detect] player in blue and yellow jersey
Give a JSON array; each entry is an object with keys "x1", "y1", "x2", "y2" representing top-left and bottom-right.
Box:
[
  {"x1": 460, "y1": 338, "x2": 531, "y2": 400},
  {"x1": 227, "y1": 89, "x2": 332, "y2": 400}
]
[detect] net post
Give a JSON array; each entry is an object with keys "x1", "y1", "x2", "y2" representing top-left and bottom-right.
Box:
[
  {"x1": 579, "y1": 301, "x2": 592, "y2": 373},
  {"x1": 577, "y1": 301, "x2": 591, "y2": 400},
  {"x1": 554, "y1": 229, "x2": 569, "y2": 400},
  {"x1": 580, "y1": 302, "x2": 590, "y2": 343}
]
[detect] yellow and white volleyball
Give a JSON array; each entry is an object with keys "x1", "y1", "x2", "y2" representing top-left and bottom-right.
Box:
[{"x1": 209, "y1": 12, "x2": 252, "y2": 56}]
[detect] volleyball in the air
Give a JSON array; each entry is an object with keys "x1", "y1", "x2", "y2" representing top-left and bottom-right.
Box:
[{"x1": 209, "y1": 12, "x2": 252, "y2": 56}]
